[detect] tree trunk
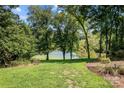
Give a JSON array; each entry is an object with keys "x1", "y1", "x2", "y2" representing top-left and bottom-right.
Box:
[
  {"x1": 46, "y1": 51, "x2": 49, "y2": 60},
  {"x1": 108, "y1": 24, "x2": 112, "y2": 50},
  {"x1": 75, "y1": 16, "x2": 90, "y2": 59},
  {"x1": 122, "y1": 20, "x2": 124, "y2": 46},
  {"x1": 45, "y1": 32, "x2": 49, "y2": 60},
  {"x1": 85, "y1": 33, "x2": 90, "y2": 59},
  {"x1": 63, "y1": 49, "x2": 65, "y2": 60},
  {"x1": 115, "y1": 26, "x2": 118, "y2": 42},
  {"x1": 70, "y1": 48, "x2": 72, "y2": 60},
  {"x1": 99, "y1": 31, "x2": 102, "y2": 57},
  {"x1": 119, "y1": 19, "x2": 124, "y2": 49},
  {"x1": 105, "y1": 28, "x2": 108, "y2": 58}
]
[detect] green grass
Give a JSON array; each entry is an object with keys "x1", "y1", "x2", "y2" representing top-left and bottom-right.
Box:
[{"x1": 0, "y1": 60, "x2": 112, "y2": 88}]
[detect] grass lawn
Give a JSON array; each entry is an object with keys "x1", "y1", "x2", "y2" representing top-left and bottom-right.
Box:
[{"x1": 0, "y1": 60, "x2": 112, "y2": 88}]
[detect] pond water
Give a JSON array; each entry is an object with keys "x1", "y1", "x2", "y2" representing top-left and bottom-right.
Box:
[{"x1": 49, "y1": 50, "x2": 79, "y2": 59}]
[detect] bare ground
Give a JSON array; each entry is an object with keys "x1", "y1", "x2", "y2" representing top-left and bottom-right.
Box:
[{"x1": 87, "y1": 61, "x2": 124, "y2": 88}]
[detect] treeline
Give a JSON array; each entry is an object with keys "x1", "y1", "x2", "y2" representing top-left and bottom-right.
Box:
[
  {"x1": 0, "y1": 5, "x2": 80, "y2": 66},
  {"x1": 60, "y1": 6, "x2": 124, "y2": 59},
  {"x1": 28, "y1": 6, "x2": 80, "y2": 60},
  {"x1": 89, "y1": 6, "x2": 124, "y2": 59},
  {"x1": 60, "y1": 6, "x2": 124, "y2": 58},
  {"x1": 0, "y1": 5, "x2": 124, "y2": 66}
]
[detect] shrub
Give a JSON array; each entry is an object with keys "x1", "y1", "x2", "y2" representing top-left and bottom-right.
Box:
[
  {"x1": 103, "y1": 64, "x2": 123, "y2": 76},
  {"x1": 115, "y1": 50, "x2": 124, "y2": 58},
  {"x1": 104, "y1": 64, "x2": 120, "y2": 76},
  {"x1": 104, "y1": 66, "x2": 115, "y2": 75},
  {"x1": 118, "y1": 66, "x2": 124, "y2": 75},
  {"x1": 97, "y1": 57, "x2": 111, "y2": 64},
  {"x1": 90, "y1": 50, "x2": 97, "y2": 58},
  {"x1": 101, "y1": 53, "x2": 106, "y2": 58},
  {"x1": 11, "y1": 59, "x2": 31, "y2": 66},
  {"x1": 30, "y1": 55, "x2": 46, "y2": 64}
]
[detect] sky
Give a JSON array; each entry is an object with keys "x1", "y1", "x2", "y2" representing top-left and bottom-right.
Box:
[
  {"x1": 12, "y1": 5, "x2": 58, "y2": 23},
  {"x1": 12, "y1": 5, "x2": 29, "y2": 22}
]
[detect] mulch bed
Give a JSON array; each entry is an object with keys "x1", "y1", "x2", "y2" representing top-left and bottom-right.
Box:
[{"x1": 87, "y1": 61, "x2": 124, "y2": 88}]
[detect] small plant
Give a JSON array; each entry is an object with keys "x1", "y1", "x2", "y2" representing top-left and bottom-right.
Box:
[
  {"x1": 115, "y1": 50, "x2": 124, "y2": 58},
  {"x1": 30, "y1": 55, "x2": 46, "y2": 64},
  {"x1": 101, "y1": 53, "x2": 106, "y2": 58},
  {"x1": 118, "y1": 66, "x2": 124, "y2": 75},
  {"x1": 104, "y1": 66, "x2": 114, "y2": 75},
  {"x1": 103, "y1": 64, "x2": 121, "y2": 76},
  {"x1": 97, "y1": 57, "x2": 111, "y2": 64}
]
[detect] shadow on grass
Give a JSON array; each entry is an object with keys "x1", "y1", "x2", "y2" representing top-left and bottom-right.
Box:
[{"x1": 41, "y1": 58, "x2": 96, "y2": 64}]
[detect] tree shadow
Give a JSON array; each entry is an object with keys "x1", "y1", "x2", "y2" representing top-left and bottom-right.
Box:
[{"x1": 41, "y1": 58, "x2": 96, "y2": 64}]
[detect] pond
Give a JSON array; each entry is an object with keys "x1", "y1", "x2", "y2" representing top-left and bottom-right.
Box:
[{"x1": 49, "y1": 50, "x2": 79, "y2": 59}]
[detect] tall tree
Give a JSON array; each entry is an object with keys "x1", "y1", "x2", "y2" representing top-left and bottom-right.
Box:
[
  {"x1": 59, "y1": 6, "x2": 91, "y2": 59},
  {"x1": 28, "y1": 6, "x2": 54, "y2": 60},
  {"x1": 53, "y1": 13, "x2": 68, "y2": 60},
  {"x1": 0, "y1": 6, "x2": 34, "y2": 66},
  {"x1": 65, "y1": 14, "x2": 80, "y2": 59}
]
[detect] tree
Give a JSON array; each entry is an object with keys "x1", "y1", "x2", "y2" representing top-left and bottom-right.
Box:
[
  {"x1": 53, "y1": 13, "x2": 68, "y2": 60},
  {"x1": 65, "y1": 14, "x2": 80, "y2": 59},
  {"x1": 53, "y1": 12, "x2": 80, "y2": 60},
  {"x1": 28, "y1": 6, "x2": 54, "y2": 60},
  {"x1": 58, "y1": 6, "x2": 91, "y2": 59},
  {"x1": 0, "y1": 6, "x2": 34, "y2": 66},
  {"x1": 88, "y1": 5, "x2": 124, "y2": 58}
]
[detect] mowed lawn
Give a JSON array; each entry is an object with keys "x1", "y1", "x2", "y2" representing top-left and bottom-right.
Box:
[{"x1": 0, "y1": 61, "x2": 112, "y2": 88}]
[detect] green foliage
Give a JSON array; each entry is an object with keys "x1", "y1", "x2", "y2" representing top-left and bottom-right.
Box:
[
  {"x1": 114, "y1": 50, "x2": 124, "y2": 58},
  {"x1": 88, "y1": 6, "x2": 124, "y2": 59},
  {"x1": 28, "y1": 6, "x2": 54, "y2": 60},
  {"x1": 0, "y1": 6, "x2": 35, "y2": 65},
  {"x1": 59, "y1": 6, "x2": 91, "y2": 59},
  {"x1": 30, "y1": 55, "x2": 46, "y2": 62},
  {"x1": 88, "y1": 33, "x2": 100, "y2": 52},
  {"x1": 118, "y1": 66, "x2": 124, "y2": 75},
  {"x1": 76, "y1": 40, "x2": 87, "y2": 57},
  {"x1": 1, "y1": 5, "x2": 124, "y2": 65},
  {"x1": 53, "y1": 13, "x2": 80, "y2": 60},
  {"x1": 77, "y1": 40, "x2": 97, "y2": 58},
  {"x1": 97, "y1": 57, "x2": 111, "y2": 64},
  {"x1": 90, "y1": 50, "x2": 97, "y2": 58}
]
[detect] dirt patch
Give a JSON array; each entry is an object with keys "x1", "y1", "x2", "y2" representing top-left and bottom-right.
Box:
[
  {"x1": 87, "y1": 61, "x2": 124, "y2": 88},
  {"x1": 11, "y1": 63, "x2": 36, "y2": 68},
  {"x1": 104, "y1": 75, "x2": 124, "y2": 87}
]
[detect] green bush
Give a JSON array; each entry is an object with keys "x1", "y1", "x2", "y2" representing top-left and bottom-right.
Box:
[
  {"x1": 118, "y1": 66, "x2": 124, "y2": 75},
  {"x1": 101, "y1": 53, "x2": 106, "y2": 58},
  {"x1": 30, "y1": 55, "x2": 46, "y2": 63},
  {"x1": 90, "y1": 50, "x2": 97, "y2": 58},
  {"x1": 97, "y1": 57, "x2": 111, "y2": 64},
  {"x1": 115, "y1": 50, "x2": 124, "y2": 58}
]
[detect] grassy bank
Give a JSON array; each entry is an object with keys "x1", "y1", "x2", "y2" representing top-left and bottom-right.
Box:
[{"x1": 0, "y1": 60, "x2": 112, "y2": 88}]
